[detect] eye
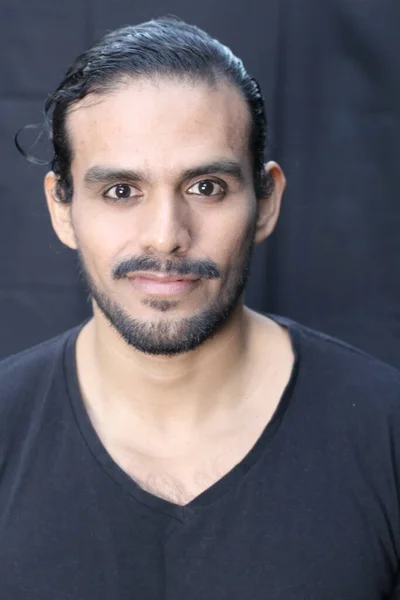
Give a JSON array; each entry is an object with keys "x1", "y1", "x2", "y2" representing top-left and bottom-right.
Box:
[
  {"x1": 103, "y1": 183, "x2": 138, "y2": 201},
  {"x1": 186, "y1": 179, "x2": 225, "y2": 197}
]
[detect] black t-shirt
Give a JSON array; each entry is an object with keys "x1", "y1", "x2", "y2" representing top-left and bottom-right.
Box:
[{"x1": 1, "y1": 316, "x2": 400, "y2": 599}]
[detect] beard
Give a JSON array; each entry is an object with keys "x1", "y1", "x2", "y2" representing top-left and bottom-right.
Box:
[{"x1": 77, "y1": 221, "x2": 256, "y2": 357}]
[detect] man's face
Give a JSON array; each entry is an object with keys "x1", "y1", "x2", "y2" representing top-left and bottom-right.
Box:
[{"x1": 56, "y1": 78, "x2": 265, "y2": 355}]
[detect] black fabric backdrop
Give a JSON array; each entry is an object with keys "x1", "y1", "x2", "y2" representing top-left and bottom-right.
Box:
[{"x1": 1, "y1": 0, "x2": 399, "y2": 367}]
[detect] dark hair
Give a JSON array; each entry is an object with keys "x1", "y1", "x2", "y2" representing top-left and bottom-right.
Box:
[{"x1": 21, "y1": 16, "x2": 272, "y2": 203}]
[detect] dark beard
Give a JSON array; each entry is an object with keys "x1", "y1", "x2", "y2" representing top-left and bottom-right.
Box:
[{"x1": 77, "y1": 223, "x2": 256, "y2": 356}]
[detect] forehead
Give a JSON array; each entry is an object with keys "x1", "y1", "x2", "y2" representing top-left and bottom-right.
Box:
[{"x1": 66, "y1": 77, "x2": 252, "y2": 177}]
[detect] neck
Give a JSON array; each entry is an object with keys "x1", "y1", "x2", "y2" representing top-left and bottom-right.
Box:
[{"x1": 77, "y1": 303, "x2": 255, "y2": 428}]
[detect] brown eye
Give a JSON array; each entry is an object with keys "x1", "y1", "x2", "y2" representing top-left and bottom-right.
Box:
[
  {"x1": 104, "y1": 184, "x2": 137, "y2": 201},
  {"x1": 187, "y1": 179, "x2": 225, "y2": 197}
]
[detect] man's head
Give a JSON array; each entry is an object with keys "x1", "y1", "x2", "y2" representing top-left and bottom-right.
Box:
[{"x1": 43, "y1": 17, "x2": 286, "y2": 355}]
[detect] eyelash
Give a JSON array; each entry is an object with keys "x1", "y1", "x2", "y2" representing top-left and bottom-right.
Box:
[{"x1": 102, "y1": 178, "x2": 227, "y2": 202}]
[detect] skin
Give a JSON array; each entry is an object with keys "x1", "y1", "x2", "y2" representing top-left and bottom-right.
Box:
[{"x1": 44, "y1": 77, "x2": 293, "y2": 505}]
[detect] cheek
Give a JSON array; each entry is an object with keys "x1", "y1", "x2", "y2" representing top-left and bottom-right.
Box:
[
  {"x1": 214, "y1": 209, "x2": 256, "y2": 264},
  {"x1": 71, "y1": 202, "x2": 138, "y2": 267}
]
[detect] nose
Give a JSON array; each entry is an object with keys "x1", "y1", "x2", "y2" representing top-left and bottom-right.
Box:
[{"x1": 139, "y1": 191, "x2": 191, "y2": 256}]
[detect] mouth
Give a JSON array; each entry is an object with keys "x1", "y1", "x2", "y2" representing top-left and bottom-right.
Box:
[{"x1": 127, "y1": 272, "x2": 200, "y2": 296}]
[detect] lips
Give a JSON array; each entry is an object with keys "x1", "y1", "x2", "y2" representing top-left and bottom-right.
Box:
[
  {"x1": 127, "y1": 273, "x2": 199, "y2": 296},
  {"x1": 130, "y1": 273, "x2": 196, "y2": 282}
]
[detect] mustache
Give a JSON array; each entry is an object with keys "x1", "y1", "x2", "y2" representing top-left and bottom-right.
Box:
[{"x1": 112, "y1": 255, "x2": 221, "y2": 280}]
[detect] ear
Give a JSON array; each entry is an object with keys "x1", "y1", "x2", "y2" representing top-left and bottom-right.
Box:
[
  {"x1": 254, "y1": 161, "x2": 286, "y2": 245},
  {"x1": 44, "y1": 171, "x2": 77, "y2": 250}
]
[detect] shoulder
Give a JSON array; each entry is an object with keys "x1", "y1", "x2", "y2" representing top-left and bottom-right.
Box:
[
  {"x1": 0, "y1": 326, "x2": 80, "y2": 424},
  {"x1": 0, "y1": 328, "x2": 75, "y2": 383},
  {"x1": 276, "y1": 315, "x2": 400, "y2": 411}
]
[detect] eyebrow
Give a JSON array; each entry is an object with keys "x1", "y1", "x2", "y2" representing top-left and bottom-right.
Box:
[
  {"x1": 181, "y1": 160, "x2": 245, "y2": 184},
  {"x1": 83, "y1": 159, "x2": 245, "y2": 188}
]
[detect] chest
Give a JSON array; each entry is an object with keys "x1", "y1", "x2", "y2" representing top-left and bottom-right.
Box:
[
  {"x1": 0, "y1": 465, "x2": 395, "y2": 600},
  {"x1": 106, "y1": 435, "x2": 253, "y2": 505},
  {"x1": 97, "y1": 398, "x2": 281, "y2": 505}
]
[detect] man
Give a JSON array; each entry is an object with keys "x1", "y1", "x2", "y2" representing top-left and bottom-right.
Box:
[{"x1": 2, "y1": 16, "x2": 400, "y2": 600}]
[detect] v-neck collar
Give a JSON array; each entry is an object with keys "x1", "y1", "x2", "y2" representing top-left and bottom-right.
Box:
[{"x1": 63, "y1": 314, "x2": 300, "y2": 523}]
